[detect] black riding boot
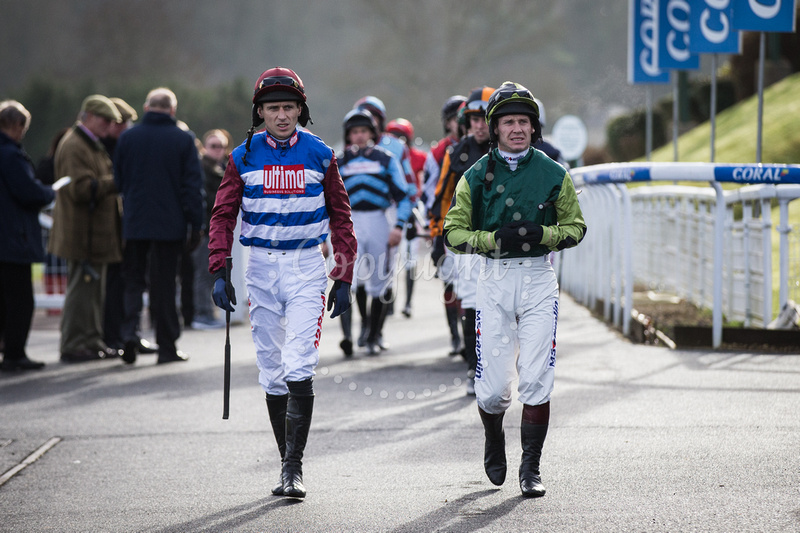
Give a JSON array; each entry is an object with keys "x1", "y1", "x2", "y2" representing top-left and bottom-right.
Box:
[
  {"x1": 375, "y1": 288, "x2": 392, "y2": 348},
  {"x1": 339, "y1": 307, "x2": 353, "y2": 357},
  {"x1": 446, "y1": 303, "x2": 462, "y2": 356},
  {"x1": 266, "y1": 393, "x2": 288, "y2": 495},
  {"x1": 520, "y1": 403, "x2": 549, "y2": 497},
  {"x1": 355, "y1": 286, "x2": 369, "y2": 347},
  {"x1": 403, "y1": 268, "x2": 415, "y2": 317},
  {"x1": 282, "y1": 392, "x2": 314, "y2": 498},
  {"x1": 478, "y1": 407, "x2": 507, "y2": 486},
  {"x1": 462, "y1": 308, "x2": 477, "y2": 370},
  {"x1": 365, "y1": 296, "x2": 386, "y2": 355}
]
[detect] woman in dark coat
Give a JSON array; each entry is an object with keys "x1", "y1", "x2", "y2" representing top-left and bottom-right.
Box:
[{"x1": 0, "y1": 100, "x2": 55, "y2": 371}]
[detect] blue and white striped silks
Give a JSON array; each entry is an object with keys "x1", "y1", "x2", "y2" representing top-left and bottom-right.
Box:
[{"x1": 230, "y1": 128, "x2": 334, "y2": 250}]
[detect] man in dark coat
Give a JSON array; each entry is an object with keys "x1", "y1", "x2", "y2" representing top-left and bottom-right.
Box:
[{"x1": 114, "y1": 87, "x2": 204, "y2": 365}]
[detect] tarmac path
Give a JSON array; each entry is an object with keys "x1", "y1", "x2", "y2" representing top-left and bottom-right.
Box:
[{"x1": 2, "y1": 272, "x2": 799, "y2": 532}]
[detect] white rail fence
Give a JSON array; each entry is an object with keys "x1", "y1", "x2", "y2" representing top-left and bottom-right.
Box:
[
  {"x1": 34, "y1": 211, "x2": 251, "y2": 325},
  {"x1": 32, "y1": 162, "x2": 800, "y2": 348},
  {"x1": 560, "y1": 162, "x2": 800, "y2": 348}
]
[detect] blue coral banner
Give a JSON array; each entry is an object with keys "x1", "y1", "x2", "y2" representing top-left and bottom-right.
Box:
[
  {"x1": 657, "y1": 0, "x2": 700, "y2": 70},
  {"x1": 732, "y1": 0, "x2": 798, "y2": 32},
  {"x1": 689, "y1": 0, "x2": 742, "y2": 53},
  {"x1": 628, "y1": 0, "x2": 670, "y2": 84},
  {"x1": 571, "y1": 162, "x2": 800, "y2": 185}
]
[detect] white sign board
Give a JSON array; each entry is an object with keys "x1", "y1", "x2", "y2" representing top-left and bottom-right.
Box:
[{"x1": 551, "y1": 115, "x2": 588, "y2": 161}]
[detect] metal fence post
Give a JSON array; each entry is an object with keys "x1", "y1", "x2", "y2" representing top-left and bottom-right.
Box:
[
  {"x1": 712, "y1": 182, "x2": 725, "y2": 348},
  {"x1": 618, "y1": 183, "x2": 634, "y2": 337},
  {"x1": 761, "y1": 193, "x2": 773, "y2": 324}
]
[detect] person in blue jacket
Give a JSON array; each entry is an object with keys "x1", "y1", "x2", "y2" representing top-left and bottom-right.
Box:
[{"x1": 0, "y1": 100, "x2": 54, "y2": 371}]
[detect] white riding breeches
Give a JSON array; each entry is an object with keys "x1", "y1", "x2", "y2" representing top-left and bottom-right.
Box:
[
  {"x1": 246, "y1": 246, "x2": 327, "y2": 395},
  {"x1": 474, "y1": 255, "x2": 559, "y2": 414},
  {"x1": 352, "y1": 210, "x2": 396, "y2": 298},
  {"x1": 438, "y1": 247, "x2": 458, "y2": 287},
  {"x1": 454, "y1": 253, "x2": 481, "y2": 309}
]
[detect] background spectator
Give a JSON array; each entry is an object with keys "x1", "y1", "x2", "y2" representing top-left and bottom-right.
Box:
[
  {"x1": 114, "y1": 87, "x2": 204, "y2": 365},
  {"x1": 49, "y1": 95, "x2": 123, "y2": 363},
  {"x1": 0, "y1": 100, "x2": 55, "y2": 371}
]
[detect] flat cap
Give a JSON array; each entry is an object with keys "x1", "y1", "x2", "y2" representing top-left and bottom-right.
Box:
[
  {"x1": 81, "y1": 94, "x2": 122, "y2": 122},
  {"x1": 110, "y1": 97, "x2": 138, "y2": 122}
]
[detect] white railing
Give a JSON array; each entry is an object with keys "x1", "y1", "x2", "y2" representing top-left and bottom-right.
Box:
[
  {"x1": 34, "y1": 210, "x2": 250, "y2": 325},
  {"x1": 561, "y1": 162, "x2": 800, "y2": 348}
]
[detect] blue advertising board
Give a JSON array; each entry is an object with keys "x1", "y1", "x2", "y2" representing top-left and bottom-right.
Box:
[
  {"x1": 571, "y1": 162, "x2": 800, "y2": 186},
  {"x1": 629, "y1": 0, "x2": 671, "y2": 84},
  {"x1": 713, "y1": 165, "x2": 800, "y2": 183},
  {"x1": 658, "y1": 0, "x2": 701, "y2": 70},
  {"x1": 689, "y1": 0, "x2": 742, "y2": 53},
  {"x1": 732, "y1": 0, "x2": 798, "y2": 32}
]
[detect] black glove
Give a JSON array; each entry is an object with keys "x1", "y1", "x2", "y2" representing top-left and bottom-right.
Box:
[
  {"x1": 431, "y1": 235, "x2": 446, "y2": 267},
  {"x1": 185, "y1": 229, "x2": 202, "y2": 252},
  {"x1": 405, "y1": 222, "x2": 418, "y2": 241},
  {"x1": 494, "y1": 220, "x2": 543, "y2": 252},
  {"x1": 327, "y1": 280, "x2": 351, "y2": 319},
  {"x1": 212, "y1": 269, "x2": 236, "y2": 312}
]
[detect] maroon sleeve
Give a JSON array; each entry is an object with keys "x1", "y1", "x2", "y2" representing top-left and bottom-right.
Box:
[
  {"x1": 322, "y1": 154, "x2": 356, "y2": 284},
  {"x1": 208, "y1": 154, "x2": 244, "y2": 274}
]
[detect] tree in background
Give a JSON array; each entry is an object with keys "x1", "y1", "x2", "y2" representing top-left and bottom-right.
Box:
[{"x1": 10, "y1": 77, "x2": 251, "y2": 163}]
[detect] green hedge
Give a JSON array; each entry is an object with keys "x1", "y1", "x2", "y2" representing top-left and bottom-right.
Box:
[{"x1": 606, "y1": 108, "x2": 667, "y2": 162}]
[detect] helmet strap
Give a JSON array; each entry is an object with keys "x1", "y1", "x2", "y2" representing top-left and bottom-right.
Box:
[{"x1": 242, "y1": 126, "x2": 255, "y2": 165}]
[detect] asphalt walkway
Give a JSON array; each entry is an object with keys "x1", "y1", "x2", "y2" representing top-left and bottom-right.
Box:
[{"x1": 2, "y1": 272, "x2": 799, "y2": 532}]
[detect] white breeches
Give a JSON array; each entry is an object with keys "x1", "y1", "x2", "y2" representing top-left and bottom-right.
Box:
[
  {"x1": 474, "y1": 255, "x2": 559, "y2": 414},
  {"x1": 352, "y1": 210, "x2": 396, "y2": 298},
  {"x1": 246, "y1": 246, "x2": 327, "y2": 395}
]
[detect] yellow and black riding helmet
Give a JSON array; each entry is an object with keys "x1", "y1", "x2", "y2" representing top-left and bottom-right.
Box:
[{"x1": 485, "y1": 81, "x2": 541, "y2": 145}]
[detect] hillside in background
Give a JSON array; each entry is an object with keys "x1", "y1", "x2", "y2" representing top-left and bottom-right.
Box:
[{"x1": 648, "y1": 72, "x2": 800, "y2": 165}]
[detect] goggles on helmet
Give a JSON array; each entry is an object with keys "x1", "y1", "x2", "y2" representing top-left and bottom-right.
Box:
[
  {"x1": 465, "y1": 99, "x2": 489, "y2": 112},
  {"x1": 462, "y1": 86, "x2": 494, "y2": 118},
  {"x1": 252, "y1": 67, "x2": 306, "y2": 105},
  {"x1": 259, "y1": 75, "x2": 301, "y2": 92},
  {"x1": 250, "y1": 67, "x2": 311, "y2": 129}
]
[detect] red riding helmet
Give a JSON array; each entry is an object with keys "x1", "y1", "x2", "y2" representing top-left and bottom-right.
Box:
[
  {"x1": 251, "y1": 67, "x2": 311, "y2": 128},
  {"x1": 386, "y1": 118, "x2": 414, "y2": 144}
]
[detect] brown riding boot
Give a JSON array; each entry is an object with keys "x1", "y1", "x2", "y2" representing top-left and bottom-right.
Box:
[{"x1": 520, "y1": 402, "x2": 549, "y2": 497}]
